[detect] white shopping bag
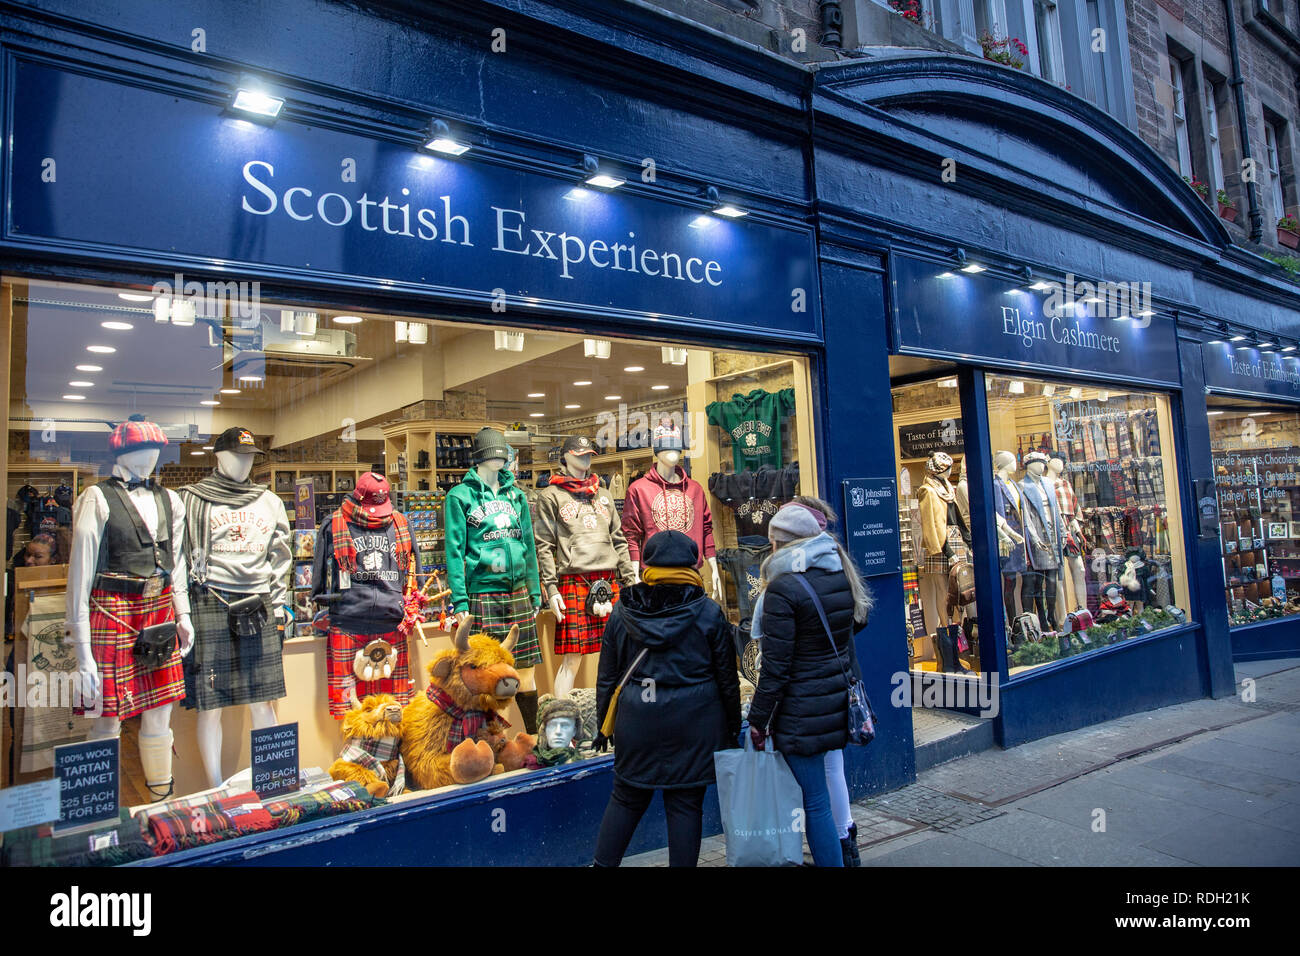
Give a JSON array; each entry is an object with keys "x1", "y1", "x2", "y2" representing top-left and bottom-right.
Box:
[{"x1": 713, "y1": 733, "x2": 805, "y2": 867}]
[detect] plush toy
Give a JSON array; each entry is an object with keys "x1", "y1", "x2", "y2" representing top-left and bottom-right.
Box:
[
  {"x1": 1096, "y1": 584, "x2": 1132, "y2": 624},
  {"x1": 399, "y1": 618, "x2": 523, "y2": 790},
  {"x1": 328, "y1": 694, "x2": 406, "y2": 798}
]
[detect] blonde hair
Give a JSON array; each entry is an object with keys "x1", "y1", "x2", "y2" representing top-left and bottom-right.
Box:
[{"x1": 762, "y1": 495, "x2": 873, "y2": 625}]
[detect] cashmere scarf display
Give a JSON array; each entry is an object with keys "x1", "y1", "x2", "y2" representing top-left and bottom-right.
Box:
[
  {"x1": 640, "y1": 565, "x2": 705, "y2": 588},
  {"x1": 332, "y1": 496, "x2": 412, "y2": 574},
  {"x1": 547, "y1": 473, "x2": 600, "y2": 497},
  {"x1": 182, "y1": 469, "x2": 270, "y2": 585}
]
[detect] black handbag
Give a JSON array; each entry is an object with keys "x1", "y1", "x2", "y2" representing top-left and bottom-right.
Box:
[
  {"x1": 209, "y1": 589, "x2": 269, "y2": 639},
  {"x1": 132, "y1": 621, "x2": 178, "y2": 671}
]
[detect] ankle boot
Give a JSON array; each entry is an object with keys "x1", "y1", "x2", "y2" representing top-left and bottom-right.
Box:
[
  {"x1": 845, "y1": 823, "x2": 861, "y2": 867},
  {"x1": 515, "y1": 690, "x2": 539, "y2": 735}
]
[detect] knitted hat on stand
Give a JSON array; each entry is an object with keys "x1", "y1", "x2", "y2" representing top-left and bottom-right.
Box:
[
  {"x1": 472, "y1": 427, "x2": 510, "y2": 464},
  {"x1": 108, "y1": 414, "x2": 168, "y2": 455}
]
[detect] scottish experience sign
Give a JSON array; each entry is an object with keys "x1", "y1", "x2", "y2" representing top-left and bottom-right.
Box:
[{"x1": 6, "y1": 61, "x2": 818, "y2": 336}]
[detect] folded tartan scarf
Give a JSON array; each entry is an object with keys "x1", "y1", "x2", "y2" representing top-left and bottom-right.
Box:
[
  {"x1": 425, "y1": 684, "x2": 508, "y2": 751},
  {"x1": 264, "y1": 781, "x2": 379, "y2": 826},
  {"x1": 337, "y1": 736, "x2": 406, "y2": 795},
  {"x1": 332, "y1": 496, "x2": 412, "y2": 574}
]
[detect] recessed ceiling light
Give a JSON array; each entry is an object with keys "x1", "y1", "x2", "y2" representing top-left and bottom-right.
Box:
[
  {"x1": 1029, "y1": 281, "x2": 1053, "y2": 291},
  {"x1": 651, "y1": 384, "x2": 670, "y2": 391},
  {"x1": 333, "y1": 315, "x2": 363, "y2": 324},
  {"x1": 960, "y1": 263, "x2": 986, "y2": 273},
  {"x1": 604, "y1": 395, "x2": 622, "y2": 401},
  {"x1": 1230, "y1": 335, "x2": 1246, "y2": 342},
  {"x1": 75, "y1": 364, "x2": 102, "y2": 372},
  {"x1": 564, "y1": 403, "x2": 581, "y2": 409},
  {"x1": 63, "y1": 394, "x2": 86, "y2": 401},
  {"x1": 220, "y1": 388, "x2": 241, "y2": 394},
  {"x1": 202, "y1": 445, "x2": 215, "y2": 451},
  {"x1": 87, "y1": 345, "x2": 116, "y2": 354},
  {"x1": 1069, "y1": 387, "x2": 1082, "y2": 399},
  {"x1": 101, "y1": 320, "x2": 134, "y2": 331},
  {"x1": 191, "y1": 450, "x2": 206, "y2": 456},
  {"x1": 936, "y1": 272, "x2": 956, "y2": 279},
  {"x1": 624, "y1": 366, "x2": 644, "y2": 373},
  {"x1": 68, "y1": 380, "x2": 95, "y2": 388},
  {"x1": 529, "y1": 413, "x2": 545, "y2": 418},
  {"x1": 527, "y1": 392, "x2": 545, "y2": 398},
  {"x1": 573, "y1": 380, "x2": 592, "y2": 387},
  {"x1": 713, "y1": 203, "x2": 747, "y2": 218},
  {"x1": 1207, "y1": 410, "x2": 1225, "y2": 416},
  {"x1": 200, "y1": 400, "x2": 220, "y2": 406},
  {"x1": 117, "y1": 293, "x2": 154, "y2": 302},
  {"x1": 238, "y1": 374, "x2": 264, "y2": 383}
]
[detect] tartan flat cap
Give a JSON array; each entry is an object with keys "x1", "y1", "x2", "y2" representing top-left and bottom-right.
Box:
[{"x1": 109, "y1": 414, "x2": 169, "y2": 454}]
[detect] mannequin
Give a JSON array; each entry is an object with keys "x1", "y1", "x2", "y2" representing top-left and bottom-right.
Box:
[
  {"x1": 533, "y1": 435, "x2": 636, "y2": 699},
  {"x1": 1047, "y1": 457, "x2": 1087, "y2": 615},
  {"x1": 914, "y1": 451, "x2": 971, "y2": 671},
  {"x1": 179, "y1": 427, "x2": 292, "y2": 788},
  {"x1": 622, "y1": 420, "x2": 723, "y2": 600},
  {"x1": 1018, "y1": 451, "x2": 1065, "y2": 631},
  {"x1": 65, "y1": 415, "x2": 194, "y2": 800},
  {"x1": 445, "y1": 427, "x2": 543, "y2": 733},
  {"x1": 312, "y1": 472, "x2": 418, "y2": 718},
  {"x1": 528, "y1": 695, "x2": 582, "y2": 767},
  {"x1": 992, "y1": 450, "x2": 1027, "y2": 634}
]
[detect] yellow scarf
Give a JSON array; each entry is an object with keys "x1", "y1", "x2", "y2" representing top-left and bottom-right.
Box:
[{"x1": 640, "y1": 565, "x2": 704, "y2": 588}]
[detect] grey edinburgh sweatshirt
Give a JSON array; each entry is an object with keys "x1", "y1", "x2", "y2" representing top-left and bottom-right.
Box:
[{"x1": 533, "y1": 482, "x2": 636, "y2": 599}]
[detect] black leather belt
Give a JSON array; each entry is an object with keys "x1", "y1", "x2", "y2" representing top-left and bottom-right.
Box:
[{"x1": 94, "y1": 573, "x2": 170, "y2": 596}]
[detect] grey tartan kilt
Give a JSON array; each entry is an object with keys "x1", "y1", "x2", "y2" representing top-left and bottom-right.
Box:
[{"x1": 182, "y1": 587, "x2": 285, "y2": 711}]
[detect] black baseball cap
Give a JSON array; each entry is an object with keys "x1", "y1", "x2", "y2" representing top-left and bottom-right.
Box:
[
  {"x1": 561, "y1": 435, "x2": 596, "y2": 457},
  {"x1": 212, "y1": 426, "x2": 265, "y2": 455}
]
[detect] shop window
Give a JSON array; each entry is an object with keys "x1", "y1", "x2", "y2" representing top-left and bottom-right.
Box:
[
  {"x1": 0, "y1": 274, "x2": 818, "y2": 860},
  {"x1": 1204, "y1": 77, "x2": 1226, "y2": 194},
  {"x1": 1032, "y1": 0, "x2": 1064, "y2": 84},
  {"x1": 985, "y1": 375, "x2": 1192, "y2": 673},
  {"x1": 1264, "y1": 118, "x2": 1289, "y2": 224},
  {"x1": 1209, "y1": 400, "x2": 1300, "y2": 626},
  {"x1": 892, "y1": 375, "x2": 986, "y2": 678}
]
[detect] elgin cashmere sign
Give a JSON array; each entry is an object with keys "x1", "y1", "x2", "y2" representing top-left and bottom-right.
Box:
[
  {"x1": 5, "y1": 61, "x2": 818, "y2": 336},
  {"x1": 891, "y1": 255, "x2": 1180, "y2": 386}
]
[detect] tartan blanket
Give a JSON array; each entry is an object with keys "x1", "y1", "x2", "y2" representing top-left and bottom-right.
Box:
[
  {"x1": 337, "y1": 737, "x2": 405, "y2": 795},
  {"x1": 263, "y1": 781, "x2": 380, "y2": 827},
  {"x1": 142, "y1": 790, "x2": 277, "y2": 857}
]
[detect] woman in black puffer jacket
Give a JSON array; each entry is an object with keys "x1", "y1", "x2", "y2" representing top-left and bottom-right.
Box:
[
  {"x1": 592, "y1": 531, "x2": 741, "y2": 867},
  {"x1": 747, "y1": 501, "x2": 872, "y2": 868}
]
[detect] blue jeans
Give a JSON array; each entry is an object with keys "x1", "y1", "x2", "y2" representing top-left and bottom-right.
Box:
[{"x1": 783, "y1": 751, "x2": 844, "y2": 867}]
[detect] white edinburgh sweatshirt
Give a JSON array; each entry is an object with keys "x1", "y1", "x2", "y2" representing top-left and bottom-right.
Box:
[{"x1": 191, "y1": 490, "x2": 293, "y2": 608}]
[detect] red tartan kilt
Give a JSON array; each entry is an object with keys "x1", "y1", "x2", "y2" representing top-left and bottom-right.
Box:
[
  {"x1": 326, "y1": 627, "x2": 413, "y2": 718},
  {"x1": 554, "y1": 571, "x2": 619, "y2": 656},
  {"x1": 87, "y1": 586, "x2": 185, "y2": 719}
]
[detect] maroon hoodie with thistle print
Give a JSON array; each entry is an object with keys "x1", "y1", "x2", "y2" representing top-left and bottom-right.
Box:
[{"x1": 621, "y1": 465, "x2": 715, "y2": 567}]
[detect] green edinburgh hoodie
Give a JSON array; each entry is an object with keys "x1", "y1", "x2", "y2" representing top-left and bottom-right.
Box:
[{"x1": 443, "y1": 467, "x2": 542, "y2": 614}]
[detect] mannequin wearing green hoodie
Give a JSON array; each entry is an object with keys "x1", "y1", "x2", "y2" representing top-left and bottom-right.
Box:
[{"x1": 444, "y1": 435, "x2": 543, "y2": 731}]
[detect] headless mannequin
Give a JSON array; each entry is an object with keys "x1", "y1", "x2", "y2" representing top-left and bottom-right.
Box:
[
  {"x1": 194, "y1": 449, "x2": 281, "y2": 789},
  {"x1": 631, "y1": 449, "x2": 723, "y2": 600},
  {"x1": 548, "y1": 451, "x2": 593, "y2": 699},
  {"x1": 1047, "y1": 457, "x2": 1087, "y2": 614},
  {"x1": 456, "y1": 457, "x2": 538, "y2": 697},
  {"x1": 69, "y1": 447, "x2": 195, "y2": 798},
  {"x1": 993, "y1": 452, "x2": 1026, "y2": 628},
  {"x1": 1020, "y1": 458, "x2": 1062, "y2": 630}
]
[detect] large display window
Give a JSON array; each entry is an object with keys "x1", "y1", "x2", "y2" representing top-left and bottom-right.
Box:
[
  {"x1": 0, "y1": 275, "x2": 817, "y2": 863},
  {"x1": 1208, "y1": 399, "x2": 1300, "y2": 626},
  {"x1": 985, "y1": 374, "x2": 1192, "y2": 673}
]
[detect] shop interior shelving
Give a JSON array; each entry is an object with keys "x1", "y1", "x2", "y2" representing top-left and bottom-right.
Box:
[
  {"x1": 252, "y1": 462, "x2": 370, "y2": 500},
  {"x1": 381, "y1": 418, "x2": 511, "y2": 493}
]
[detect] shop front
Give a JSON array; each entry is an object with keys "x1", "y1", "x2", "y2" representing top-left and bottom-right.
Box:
[
  {"x1": 0, "y1": 0, "x2": 834, "y2": 865},
  {"x1": 1200, "y1": 341, "x2": 1300, "y2": 660}
]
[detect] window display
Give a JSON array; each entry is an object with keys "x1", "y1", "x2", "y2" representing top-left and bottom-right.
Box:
[
  {"x1": 986, "y1": 374, "x2": 1191, "y2": 672},
  {"x1": 1209, "y1": 401, "x2": 1300, "y2": 625},
  {"x1": 0, "y1": 274, "x2": 816, "y2": 863}
]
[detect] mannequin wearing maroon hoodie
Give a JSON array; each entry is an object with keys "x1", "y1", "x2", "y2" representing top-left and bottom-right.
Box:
[{"x1": 622, "y1": 460, "x2": 721, "y2": 598}]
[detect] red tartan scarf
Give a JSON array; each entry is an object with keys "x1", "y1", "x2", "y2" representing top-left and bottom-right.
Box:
[
  {"x1": 425, "y1": 684, "x2": 509, "y2": 752},
  {"x1": 547, "y1": 473, "x2": 600, "y2": 497},
  {"x1": 332, "y1": 497, "x2": 412, "y2": 574}
]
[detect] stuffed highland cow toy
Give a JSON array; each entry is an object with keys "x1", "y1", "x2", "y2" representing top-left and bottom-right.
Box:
[{"x1": 329, "y1": 694, "x2": 406, "y2": 798}]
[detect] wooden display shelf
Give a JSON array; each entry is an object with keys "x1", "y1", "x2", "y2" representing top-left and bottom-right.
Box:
[
  {"x1": 381, "y1": 418, "x2": 509, "y2": 492},
  {"x1": 253, "y1": 462, "x2": 366, "y2": 496},
  {"x1": 7, "y1": 462, "x2": 99, "y2": 495}
]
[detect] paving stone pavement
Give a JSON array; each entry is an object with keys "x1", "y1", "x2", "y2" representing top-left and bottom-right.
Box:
[{"x1": 624, "y1": 658, "x2": 1300, "y2": 867}]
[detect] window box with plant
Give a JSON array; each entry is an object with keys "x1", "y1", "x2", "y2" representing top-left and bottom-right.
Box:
[
  {"x1": 978, "y1": 32, "x2": 1029, "y2": 69},
  {"x1": 1183, "y1": 176, "x2": 1210, "y2": 203},
  {"x1": 888, "y1": 0, "x2": 922, "y2": 22},
  {"x1": 1216, "y1": 190, "x2": 1237, "y2": 223},
  {"x1": 1279, "y1": 215, "x2": 1300, "y2": 250}
]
